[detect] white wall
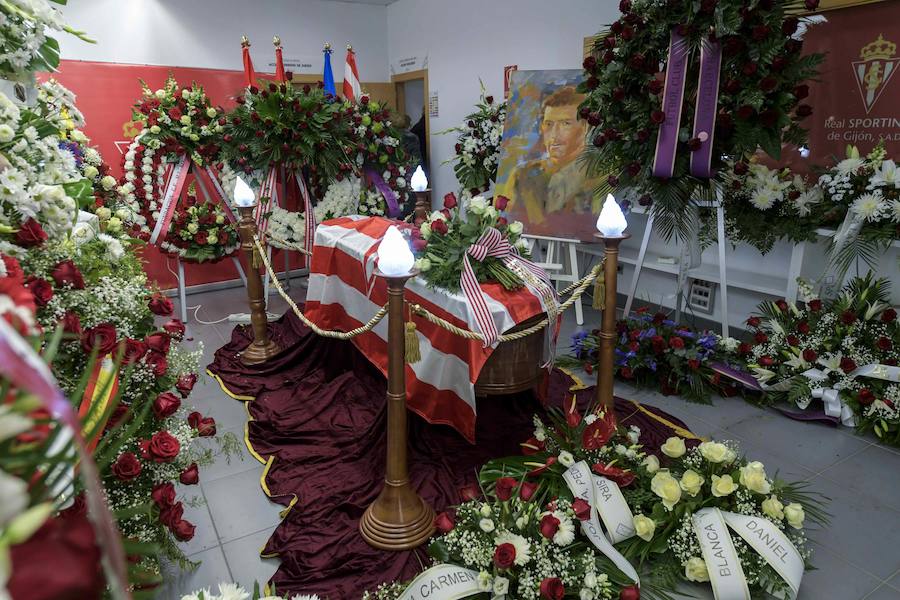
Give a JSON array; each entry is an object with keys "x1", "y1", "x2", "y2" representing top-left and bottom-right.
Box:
[
  {"x1": 387, "y1": 0, "x2": 616, "y2": 199},
  {"x1": 58, "y1": 0, "x2": 390, "y2": 80}
]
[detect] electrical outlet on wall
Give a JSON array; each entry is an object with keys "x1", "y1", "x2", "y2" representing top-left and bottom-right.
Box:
[{"x1": 687, "y1": 278, "x2": 715, "y2": 314}]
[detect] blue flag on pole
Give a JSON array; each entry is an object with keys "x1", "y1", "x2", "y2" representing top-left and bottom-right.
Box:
[{"x1": 323, "y1": 44, "x2": 336, "y2": 97}]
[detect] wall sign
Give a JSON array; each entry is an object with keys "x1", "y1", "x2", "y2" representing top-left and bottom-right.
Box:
[{"x1": 391, "y1": 55, "x2": 427, "y2": 75}]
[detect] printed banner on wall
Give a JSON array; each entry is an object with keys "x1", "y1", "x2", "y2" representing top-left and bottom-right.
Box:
[
  {"x1": 787, "y1": 3, "x2": 900, "y2": 170},
  {"x1": 41, "y1": 60, "x2": 302, "y2": 289}
]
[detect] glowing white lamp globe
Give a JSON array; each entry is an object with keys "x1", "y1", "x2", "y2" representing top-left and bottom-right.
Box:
[
  {"x1": 410, "y1": 165, "x2": 428, "y2": 192},
  {"x1": 233, "y1": 176, "x2": 256, "y2": 207},
  {"x1": 596, "y1": 194, "x2": 628, "y2": 237},
  {"x1": 377, "y1": 225, "x2": 415, "y2": 276}
]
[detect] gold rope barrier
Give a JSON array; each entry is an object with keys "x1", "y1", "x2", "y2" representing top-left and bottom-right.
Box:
[
  {"x1": 266, "y1": 233, "x2": 312, "y2": 256},
  {"x1": 252, "y1": 235, "x2": 604, "y2": 344}
]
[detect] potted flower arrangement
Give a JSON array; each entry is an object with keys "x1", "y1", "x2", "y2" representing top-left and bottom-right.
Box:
[
  {"x1": 579, "y1": 0, "x2": 822, "y2": 239},
  {"x1": 439, "y1": 84, "x2": 507, "y2": 196},
  {"x1": 738, "y1": 275, "x2": 900, "y2": 445},
  {"x1": 159, "y1": 184, "x2": 240, "y2": 263},
  {"x1": 561, "y1": 308, "x2": 745, "y2": 403},
  {"x1": 412, "y1": 193, "x2": 527, "y2": 292}
]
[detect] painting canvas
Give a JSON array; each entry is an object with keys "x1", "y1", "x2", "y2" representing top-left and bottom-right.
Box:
[{"x1": 495, "y1": 69, "x2": 601, "y2": 241}]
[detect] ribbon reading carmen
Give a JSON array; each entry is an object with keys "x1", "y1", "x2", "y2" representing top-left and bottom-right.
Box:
[
  {"x1": 652, "y1": 31, "x2": 723, "y2": 179},
  {"x1": 460, "y1": 227, "x2": 558, "y2": 349},
  {"x1": 396, "y1": 564, "x2": 481, "y2": 600}
]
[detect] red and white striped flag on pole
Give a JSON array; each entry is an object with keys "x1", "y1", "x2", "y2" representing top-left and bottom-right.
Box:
[{"x1": 343, "y1": 44, "x2": 361, "y2": 102}]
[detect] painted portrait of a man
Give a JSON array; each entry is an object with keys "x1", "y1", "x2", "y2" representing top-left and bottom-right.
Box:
[{"x1": 495, "y1": 70, "x2": 602, "y2": 240}]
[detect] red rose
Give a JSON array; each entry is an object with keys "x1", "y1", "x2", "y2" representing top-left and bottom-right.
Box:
[
  {"x1": 840, "y1": 310, "x2": 856, "y2": 325},
  {"x1": 179, "y1": 462, "x2": 199, "y2": 485},
  {"x1": 159, "y1": 501, "x2": 183, "y2": 528},
  {"x1": 775, "y1": 299, "x2": 789, "y2": 312},
  {"x1": 167, "y1": 107, "x2": 182, "y2": 121},
  {"x1": 759, "y1": 76, "x2": 779, "y2": 93},
  {"x1": 15, "y1": 218, "x2": 48, "y2": 247},
  {"x1": 582, "y1": 412, "x2": 615, "y2": 450},
  {"x1": 539, "y1": 577, "x2": 565, "y2": 600},
  {"x1": 494, "y1": 195, "x2": 509, "y2": 211},
  {"x1": 858, "y1": 388, "x2": 875, "y2": 406},
  {"x1": 754, "y1": 331, "x2": 769, "y2": 344},
  {"x1": 592, "y1": 462, "x2": 636, "y2": 487},
  {"x1": 176, "y1": 373, "x2": 197, "y2": 398},
  {"x1": 413, "y1": 238, "x2": 428, "y2": 252},
  {"x1": 628, "y1": 341, "x2": 640, "y2": 352},
  {"x1": 620, "y1": 585, "x2": 641, "y2": 600},
  {"x1": 840, "y1": 357, "x2": 857, "y2": 373},
  {"x1": 650, "y1": 110, "x2": 665, "y2": 124},
  {"x1": 1, "y1": 253, "x2": 24, "y2": 281},
  {"x1": 26, "y1": 277, "x2": 53, "y2": 306},
  {"x1": 431, "y1": 219, "x2": 448, "y2": 235},
  {"x1": 144, "y1": 332, "x2": 171, "y2": 356},
  {"x1": 737, "y1": 105, "x2": 755, "y2": 120},
  {"x1": 572, "y1": 498, "x2": 592, "y2": 521},
  {"x1": 797, "y1": 321, "x2": 810, "y2": 335},
  {"x1": 759, "y1": 356, "x2": 775, "y2": 367},
  {"x1": 147, "y1": 430, "x2": 181, "y2": 462},
  {"x1": 51, "y1": 260, "x2": 85, "y2": 290},
  {"x1": 493, "y1": 543, "x2": 517, "y2": 569},
  {"x1": 459, "y1": 483, "x2": 480, "y2": 502},
  {"x1": 651, "y1": 335, "x2": 666, "y2": 354},
  {"x1": 519, "y1": 481, "x2": 539, "y2": 501},
  {"x1": 163, "y1": 318, "x2": 186, "y2": 339},
  {"x1": 738, "y1": 342, "x2": 752, "y2": 355},
  {"x1": 620, "y1": 366, "x2": 634, "y2": 379},
  {"x1": 151, "y1": 482, "x2": 176, "y2": 508},
  {"x1": 120, "y1": 338, "x2": 147, "y2": 365},
  {"x1": 799, "y1": 349, "x2": 818, "y2": 363},
  {"x1": 187, "y1": 411, "x2": 217, "y2": 436},
  {"x1": 539, "y1": 513, "x2": 560, "y2": 539},
  {"x1": 172, "y1": 519, "x2": 196, "y2": 541},
  {"x1": 434, "y1": 511, "x2": 455, "y2": 534},
  {"x1": 669, "y1": 336, "x2": 685, "y2": 350},
  {"x1": 145, "y1": 351, "x2": 168, "y2": 377},
  {"x1": 882, "y1": 308, "x2": 897, "y2": 323},
  {"x1": 152, "y1": 392, "x2": 181, "y2": 419},
  {"x1": 494, "y1": 477, "x2": 517, "y2": 501},
  {"x1": 111, "y1": 452, "x2": 142, "y2": 481},
  {"x1": 81, "y1": 323, "x2": 118, "y2": 356},
  {"x1": 194, "y1": 231, "x2": 208, "y2": 245},
  {"x1": 148, "y1": 293, "x2": 174, "y2": 316},
  {"x1": 786, "y1": 335, "x2": 800, "y2": 347},
  {"x1": 688, "y1": 359, "x2": 701, "y2": 371},
  {"x1": 877, "y1": 336, "x2": 893, "y2": 351},
  {"x1": 648, "y1": 79, "x2": 664, "y2": 94},
  {"x1": 61, "y1": 311, "x2": 82, "y2": 336},
  {"x1": 807, "y1": 299, "x2": 822, "y2": 312},
  {"x1": 443, "y1": 193, "x2": 458, "y2": 209}
]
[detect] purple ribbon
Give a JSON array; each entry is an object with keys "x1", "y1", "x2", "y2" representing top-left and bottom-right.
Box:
[
  {"x1": 709, "y1": 362, "x2": 763, "y2": 391},
  {"x1": 365, "y1": 168, "x2": 400, "y2": 218},
  {"x1": 652, "y1": 30, "x2": 689, "y2": 179},
  {"x1": 689, "y1": 37, "x2": 723, "y2": 178}
]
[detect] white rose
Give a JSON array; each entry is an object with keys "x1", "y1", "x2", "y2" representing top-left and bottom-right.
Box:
[
  {"x1": 95, "y1": 207, "x2": 111, "y2": 220},
  {"x1": 207, "y1": 235, "x2": 218, "y2": 245},
  {"x1": 150, "y1": 125, "x2": 161, "y2": 134},
  {"x1": 633, "y1": 514, "x2": 656, "y2": 541},
  {"x1": 0, "y1": 124, "x2": 16, "y2": 142},
  {"x1": 468, "y1": 197, "x2": 487, "y2": 214},
  {"x1": 739, "y1": 461, "x2": 771, "y2": 495},
  {"x1": 684, "y1": 557, "x2": 710, "y2": 583},
  {"x1": 477, "y1": 571, "x2": 492, "y2": 593},
  {"x1": 115, "y1": 209, "x2": 128, "y2": 220},
  {"x1": 762, "y1": 495, "x2": 784, "y2": 520},
  {"x1": 100, "y1": 175, "x2": 117, "y2": 191},
  {"x1": 414, "y1": 257, "x2": 431, "y2": 272},
  {"x1": 784, "y1": 503, "x2": 805, "y2": 529},
  {"x1": 480, "y1": 504, "x2": 492, "y2": 517},
  {"x1": 710, "y1": 474, "x2": 738, "y2": 497},
  {"x1": 429, "y1": 210, "x2": 447, "y2": 222},
  {"x1": 698, "y1": 441, "x2": 732, "y2": 464},
  {"x1": 642, "y1": 455, "x2": 660, "y2": 473},
  {"x1": 419, "y1": 222, "x2": 431, "y2": 240},
  {"x1": 661, "y1": 437, "x2": 686, "y2": 458},
  {"x1": 584, "y1": 572, "x2": 598, "y2": 588},
  {"x1": 155, "y1": 89, "x2": 166, "y2": 99},
  {"x1": 493, "y1": 576, "x2": 509, "y2": 596},
  {"x1": 558, "y1": 450, "x2": 575, "y2": 467},
  {"x1": 479, "y1": 518, "x2": 495, "y2": 532},
  {"x1": 216, "y1": 215, "x2": 225, "y2": 224},
  {"x1": 187, "y1": 223, "x2": 199, "y2": 233},
  {"x1": 83, "y1": 165, "x2": 98, "y2": 179},
  {"x1": 206, "y1": 107, "x2": 217, "y2": 118},
  {"x1": 679, "y1": 469, "x2": 704, "y2": 497}
]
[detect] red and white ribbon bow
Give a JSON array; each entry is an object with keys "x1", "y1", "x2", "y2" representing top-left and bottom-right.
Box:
[{"x1": 461, "y1": 227, "x2": 557, "y2": 348}]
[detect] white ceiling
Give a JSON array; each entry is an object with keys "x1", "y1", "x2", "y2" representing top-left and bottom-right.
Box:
[{"x1": 321, "y1": 0, "x2": 397, "y2": 5}]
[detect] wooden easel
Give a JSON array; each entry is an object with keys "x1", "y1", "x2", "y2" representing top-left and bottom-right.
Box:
[{"x1": 522, "y1": 234, "x2": 584, "y2": 326}]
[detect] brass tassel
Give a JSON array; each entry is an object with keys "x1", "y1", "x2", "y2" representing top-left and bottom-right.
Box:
[
  {"x1": 592, "y1": 270, "x2": 605, "y2": 310},
  {"x1": 404, "y1": 320, "x2": 421, "y2": 364}
]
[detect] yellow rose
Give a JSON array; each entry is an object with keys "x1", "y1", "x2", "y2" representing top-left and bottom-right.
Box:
[
  {"x1": 679, "y1": 469, "x2": 704, "y2": 497},
  {"x1": 739, "y1": 461, "x2": 771, "y2": 495},
  {"x1": 661, "y1": 437, "x2": 686, "y2": 458},
  {"x1": 180, "y1": 115, "x2": 191, "y2": 126},
  {"x1": 698, "y1": 441, "x2": 731, "y2": 463},
  {"x1": 684, "y1": 557, "x2": 710, "y2": 583},
  {"x1": 762, "y1": 495, "x2": 784, "y2": 521},
  {"x1": 633, "y1": 514, "x2": 656, "y2": 541},
  {"x1": 784, "y1": 503, "x2": 805, "y2": 529},
  {"x1": 207, "y1": 234, "x2": 218, "y2": 245},
  {"x1": 710, "y1": 474, "x2": 738, "y2": 497},
  {"x1": 651, "y1": 471, "x2": 682, "y2": 511},
  {"x1": 642, "y1": 455, "x2": 660, "y2": 473}
]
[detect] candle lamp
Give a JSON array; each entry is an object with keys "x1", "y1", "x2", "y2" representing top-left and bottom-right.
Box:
[
  {"x1": 593, "y1": 194, "x2": 630, "y2": 410},
  {"x1": 360, "y1": 226, "x2": 434, "y2": 549},
  {"x1": 410, "y1": 165, "x2": 430, "y2": 225},
  {"x1": 234, "y1": 176, "x2": 280, "y2": 366}
]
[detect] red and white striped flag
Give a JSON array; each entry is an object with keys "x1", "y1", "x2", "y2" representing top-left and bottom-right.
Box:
[{"x1": 343, "y1": 45, "x2": 361, "y2": 102}]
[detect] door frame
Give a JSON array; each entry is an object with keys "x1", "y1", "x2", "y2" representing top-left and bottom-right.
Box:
[{"x1": 391, "y1": 68, "x2": 429, "y2": 172}]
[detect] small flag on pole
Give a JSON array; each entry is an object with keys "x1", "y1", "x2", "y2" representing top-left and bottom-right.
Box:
[
  {"x1": 241, "y1": 35, "x2": 255, "y2": 87},
  {"x1": 343, "y1": 44, "x2": 361, "y2": 102},
  {"x1": 273, "y1": 35, "x2": 286, "y2": 83},
  {"x1": 323, "y1": 43, "x2": 336, "y2": 96}
]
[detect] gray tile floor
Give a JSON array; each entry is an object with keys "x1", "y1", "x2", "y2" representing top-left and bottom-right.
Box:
[{"x1": 156, "y1": 285, "x2": 900, "y2": 600}]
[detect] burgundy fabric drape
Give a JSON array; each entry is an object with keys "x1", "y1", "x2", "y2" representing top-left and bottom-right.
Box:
[{"x1": 208, "y1": 312, "x2": 697, "y2": 598}]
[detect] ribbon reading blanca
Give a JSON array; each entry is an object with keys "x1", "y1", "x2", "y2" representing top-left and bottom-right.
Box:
[
  {"x1": 397, "y1": 564, "x2": 481, "y2": 600},
  {"x1": 563, "y1": 461, "x2": 639, "y2": 584}
]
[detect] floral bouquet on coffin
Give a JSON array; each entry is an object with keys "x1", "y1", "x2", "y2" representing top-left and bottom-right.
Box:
[
  {"x1": 159, "y1": 184, "x2": 240, "y2": 263},
  {"x1": 412, "y1": 193, "x2": 528, "y2": 292},
  {"x1": 560, "y1": 309, "x2": 746, "y2": 403},
  {"x1": 578, "y1": 0, "x2": 822, "y2": 240},
  {"x1": 482, "y1": 403, "x2": 826, "y2": 599},
  {"x1": 439, "y1": 83, "x2": 507, "y2": 196},
  {"x1": 817, "y1": 142, "x2": 900, "y2": 275},
  {"x1": 739, "y1": 275, "x2": 900, "y2": 446},
  {"x1": 719, "y1": 160, "x2": 822, "y2": 253}
]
